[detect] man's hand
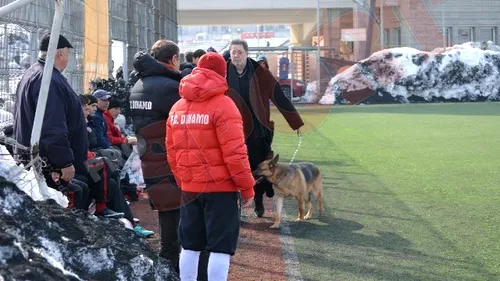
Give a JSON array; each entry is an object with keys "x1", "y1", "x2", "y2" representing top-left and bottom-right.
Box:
[
  {"x1": 242, "y1": 196, "x2": 254, "y2": 208},
  {"x1": 60, "y1": 165, "x2": 75, "y2": 182},
  {"x1": 127, "y1": 136, "x2": 138, "y2": 145}
]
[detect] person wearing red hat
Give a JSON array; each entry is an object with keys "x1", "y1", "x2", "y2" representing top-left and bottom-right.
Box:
[{"x1": 166, "y1": 52, "x2": 255, "y2": 281}]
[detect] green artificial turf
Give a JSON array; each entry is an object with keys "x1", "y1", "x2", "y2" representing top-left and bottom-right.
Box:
[{"x1": 270, "y1": 102, "x2": 500, "y2": 281}]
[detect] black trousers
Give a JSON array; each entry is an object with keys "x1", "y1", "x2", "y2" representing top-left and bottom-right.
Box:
[
  {"x1": 76, "y1": 158, "x2": 134, "y2": 223},
  {"x1": 159, "y1": 209, "x2": 180, "y2": 273},
  {"x1": 179, "y1": 192, "x2": 241, "y2": 256},
  {"x1": 42, "y1": 171, "x2": 89, "y2": 210},
  {"x1": 246, "y1": 134, "x2": 273, "y2": 209}
]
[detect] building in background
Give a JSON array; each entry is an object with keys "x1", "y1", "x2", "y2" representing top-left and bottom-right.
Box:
[{"x1": 0, "y1": 0, "x2": 178, "y2": 97}]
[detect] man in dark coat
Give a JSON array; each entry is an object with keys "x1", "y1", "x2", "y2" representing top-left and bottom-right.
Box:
[
  {"x1": 180, "y1": 51, "x2": 194, "y2": 72},
  {"x1": 13, "y1": 33, "x2": 88, "y2": 185},
  {"x1": 180, "y1": 49, "x2": 206, "y2": 77},
  {"x1": 129, "y1": 39, "x2": 184, "y2": 272},
  {"x1": 130, "y1": 40, "x2": 209, "y2": 279},
  {"x1": 226, "y1": 39, "x2": 305, "y2": 218}
]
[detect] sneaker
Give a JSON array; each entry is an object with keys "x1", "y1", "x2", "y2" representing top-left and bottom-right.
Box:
[
  {"x1": 133, "y1": 217, "x2": 140, "y2": 223},
  {"x1": 133, "y1": 225, "x2": 155, "y2": 238},
  {"x1": 96, "y1": 208, "x2": 124, "y2": 219}
]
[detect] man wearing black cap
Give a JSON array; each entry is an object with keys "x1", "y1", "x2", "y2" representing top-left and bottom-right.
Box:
[{"x1": 13, "y1": 33, "x2": 87, "y2": 188}]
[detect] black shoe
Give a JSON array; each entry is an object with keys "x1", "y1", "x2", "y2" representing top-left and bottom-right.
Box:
[
  {"x1": 265, "y1": 186, "x2": 274, "y2": 198},
  {"x1": 254, "y1": 202, "x2": 265, "y2": 218}
]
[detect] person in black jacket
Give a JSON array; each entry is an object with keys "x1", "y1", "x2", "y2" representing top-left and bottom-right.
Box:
[
  {"x1": 13, "y1": 33, "x2": 88, "y2": 187},
  {"x1": 86, "y1": 95, "x2": 99, "y2": 150},
  {"x1": 129, "y1": 40, "x2": 184, "y2": 272},
  {"x1": 129, "y1": 40, "x2": 209, "y2": 279},
  {"x1": 180, "y1": 49, "x2": 206, "y2": 77},
  {"x1": 179, "y1": 51, "x2": 194, "y2": 72}
]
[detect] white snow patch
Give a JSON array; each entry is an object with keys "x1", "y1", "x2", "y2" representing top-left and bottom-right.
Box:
[
  {"x1": 0, "y1": 247, "x2": 15, "y2": 265},
  {"x1": 74, "y1": 247, "x2": 115, "y2": 274},
  {"x1": 129, "y1": 254, "x2": 154, "y2": 279},
  {"x1": 13, "y1": 241, "x2": 28, "y2": 259},
  {"x1": 34, "y1": 238, "x2": 83, "y2": 280},
  {"x1": 0, "y1": 187, "x2": 24, "y2": 215}
]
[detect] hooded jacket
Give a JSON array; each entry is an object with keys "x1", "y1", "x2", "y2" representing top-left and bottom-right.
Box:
[
  {"x1": 166, "y1": 68, "x2": 255, "y2": 199},
  {"x1": 129, "y1": 52, "x2": 182, "y2": 211}
]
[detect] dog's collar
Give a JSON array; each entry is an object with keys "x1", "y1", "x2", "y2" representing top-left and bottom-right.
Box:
[{"x1": 272, "y1": 171, "x2": 287, "y2": 185}]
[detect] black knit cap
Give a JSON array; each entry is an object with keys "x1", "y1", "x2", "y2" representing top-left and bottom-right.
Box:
[
  {"x1": 108, "y1": 98, "x2": 122, "y2": 109},
  {"x1": 88, "y1": 95, "x2": 98, "y2": 105},
  {"x1": 39, "y1": 33, "x2": 73, "y2": 51}
]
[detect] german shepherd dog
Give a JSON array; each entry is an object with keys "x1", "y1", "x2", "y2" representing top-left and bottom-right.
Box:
[{"x1": 253, "y1": 151, "x2": 324, "y2": 229}]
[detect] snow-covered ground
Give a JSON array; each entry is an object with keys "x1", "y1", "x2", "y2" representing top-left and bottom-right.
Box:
[
  {"x1": 0, "y1": 179, "x2": 178, "y2": 280},
  {"x1": 0, "y1": 144, "x2": 69, "y2": 207},
  {"x1": 308, "y1": 41, "x2": 500, "y2": 104}
]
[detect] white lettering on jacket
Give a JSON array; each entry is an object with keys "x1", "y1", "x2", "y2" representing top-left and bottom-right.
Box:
[
  {"x1": 130, "y1": 100, "x2": 153, "y2": 110},
  {"x1": 171, "y1": 113, "x2": 209, "y2": 125}
]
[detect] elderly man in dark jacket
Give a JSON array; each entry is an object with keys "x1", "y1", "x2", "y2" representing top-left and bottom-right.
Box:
[
  {"x1": 13, "y1": 33, "x2": 88, "y2": 186},
  {"x1": 226, "y1": 39, "x2": 305, "y2": 218}
]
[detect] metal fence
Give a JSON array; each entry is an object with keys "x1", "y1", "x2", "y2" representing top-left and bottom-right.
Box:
[{"x1": 0, "y1": 0, "x2": 177, "y2": 111}]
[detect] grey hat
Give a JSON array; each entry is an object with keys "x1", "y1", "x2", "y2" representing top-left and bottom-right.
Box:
[
  {"x1": 93, "y1": 89, "x2": 111, "y2": 100},
  {"x1": 257, "y1": 55, "x2": 267, "y2": 62}
]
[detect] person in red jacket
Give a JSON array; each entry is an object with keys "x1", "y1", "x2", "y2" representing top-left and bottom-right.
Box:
[
  {"x1": 166, "y1": 52, "x2": 255, "y2": 281},
  {"x1": 103, "y1": 99, "x2": 137, "y2": 155}
]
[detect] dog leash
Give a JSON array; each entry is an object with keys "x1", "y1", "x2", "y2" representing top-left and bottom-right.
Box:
[
  {"x1": 288, "y1": 131, "x2": 302, "y2": 165},
  {"x1": 254, "y1": 131, "x2": 303, "y2": 185}
]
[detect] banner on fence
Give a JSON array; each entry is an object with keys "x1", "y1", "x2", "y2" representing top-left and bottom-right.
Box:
[{"x1": 83, "y1": 0, "x2": 109, "y2": 92}]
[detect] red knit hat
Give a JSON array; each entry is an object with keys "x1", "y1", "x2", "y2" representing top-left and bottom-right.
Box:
[{"x1": 197, "y1": 52, "x2": 227, "y2": 77}]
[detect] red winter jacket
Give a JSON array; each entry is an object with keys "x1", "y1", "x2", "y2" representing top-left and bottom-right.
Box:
[
  {"x1": 103, "y1": 111, "x2": 127, "y2": 145},
  {"x1": 166, "y1": 68, "x2": 255, "y2": 199}
]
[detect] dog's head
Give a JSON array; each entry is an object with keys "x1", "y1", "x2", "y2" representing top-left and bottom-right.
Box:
[{"x1": 253, "y1": 151, "x2": 280, "y2": 177}]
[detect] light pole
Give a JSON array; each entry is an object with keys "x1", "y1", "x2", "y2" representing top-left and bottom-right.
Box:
[
  {"x1": 442, "y1": 1, "x2": 446, "y2": 48},
  {"x1": 380, "y1": 0, "x2": 384, "y2": 50},
  {"x1": 317, "y1": 0, "x2": 321, "y2": 95}
]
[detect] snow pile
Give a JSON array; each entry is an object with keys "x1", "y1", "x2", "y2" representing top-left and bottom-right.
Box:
[
  {"x1": 0, "y1": 144, "x2": 69, "y2": 207},
  {"x1": 299, "y1": 81, "x2": 335, "y2": 104},
  {"x1": 301, "y1": 81, "x2": 320, "y2": 103},
  {"x1": 322, "y1": 42, "x2": 500, "y2": 104},
  {"x1": 319, "y1": 82, "x2": 336, "y2": 105},
  {"x1": 0, "y1": 176, "x2": 179, "y2": 281},
  {"x1": 432, "y1": 40, "x2": 500, "y2": 53}
]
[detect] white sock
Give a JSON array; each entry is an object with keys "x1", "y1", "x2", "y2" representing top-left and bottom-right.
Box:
[
  {"x1": 208, "y1": 252, "x2": 231, "y2": 281},
  {"x1": 179, "y1": 248, "x2": 200, "y2": 281}
]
